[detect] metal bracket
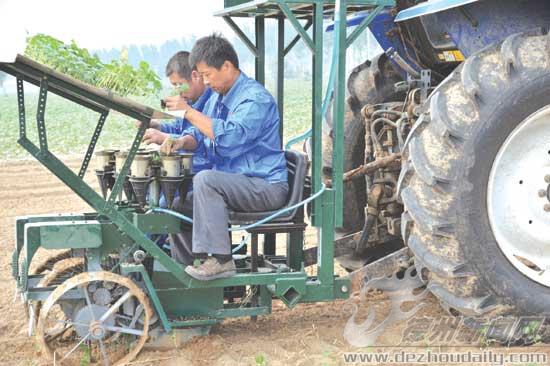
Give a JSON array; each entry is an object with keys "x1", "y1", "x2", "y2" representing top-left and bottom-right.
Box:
[
  {"x1": 37, "y1": 77, "x2": 49, "y2": 151},
  {"x1": 79, "y1": 111, "x2": 109, "y2": 178},
  {"x1": 278, "y1": 2, "x2": 314, "y2": 52},
  {"x1": 16, "y1": 75, "x2": 26, "y2": 139},
  {"x1": 407, "y1": 69, "x2": 431, "y2": 104}
]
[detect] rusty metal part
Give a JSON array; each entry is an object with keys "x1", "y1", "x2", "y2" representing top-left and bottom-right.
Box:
[
  {"x1": 36, "y1": 271, "x2": 153, "y2": 366},
  {"x1": 333, "y1": 154, "x2": 401, "y2": 186},
  {"x1": 347, "y1": 247, "x2": 413, "y2": 294},
  {"x1": 27, "y1": 257, "x2": 85, "y2": 332}
]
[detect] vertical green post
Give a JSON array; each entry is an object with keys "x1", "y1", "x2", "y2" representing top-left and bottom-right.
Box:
[
  {"x1": 255, "y1": 16, "x2": 265, "y2": 85},
  {"x1": 311, "y1": 4, "x2": 323, "y2": 227},
  {"x1": 318, "y1": 189, "x2": 335, "y2": 285},
  {"x1": 277, "y1": 16, "x2": 285, "y2": 144},
  {"x1": 332, "y1": 0, "x2": 347, "y2": 228},
  {"x1": 286, "y1": 231, "x2": 304, "y2": 271}
]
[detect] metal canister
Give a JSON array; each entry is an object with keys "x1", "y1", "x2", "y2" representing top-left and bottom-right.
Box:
[
  {"x1": 180, "y1": 153, "x2": 193, "y2": 174},
  {"x1": 115, "y1": 150, "x2": 129, "y2": 174},
  {"x1": 160, "y1": 154, "x2": 182, "y2": 177}
]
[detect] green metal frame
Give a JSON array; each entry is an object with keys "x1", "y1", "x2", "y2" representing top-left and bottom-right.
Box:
[
  {"x1": 215, "y1": 0, "x2": 395, "y2": 228},
  {"x1": 6, "y1": 0, "x2": 393, "y2": 329}
]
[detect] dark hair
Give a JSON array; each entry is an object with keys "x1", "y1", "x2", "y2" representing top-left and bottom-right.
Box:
[
  {"x1": 189, "y1": 33, "x2": 239, "y2": 70},
  {"x1": 165, "y1": 51, "x2": 193, "y2": 79}
]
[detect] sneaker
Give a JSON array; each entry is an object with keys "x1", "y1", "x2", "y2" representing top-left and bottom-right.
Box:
[{"x1": 185, "y1": 257, "x2": 236, "y2": 281}]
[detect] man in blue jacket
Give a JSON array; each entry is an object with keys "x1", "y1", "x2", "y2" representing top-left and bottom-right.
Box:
[
  {"x1": 142, "y1": 51, "x2": 212, "y2": 172},
  {"x1": 161, "y1": 34, "x2": 288, "y2": 280}
]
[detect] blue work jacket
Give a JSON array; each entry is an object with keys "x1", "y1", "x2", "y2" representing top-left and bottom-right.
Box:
[{"x1": 186, "y1": 72, "x2": 288, "y2": 184}]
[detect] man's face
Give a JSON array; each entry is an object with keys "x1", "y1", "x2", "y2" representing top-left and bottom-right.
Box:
[
  {"x1": 196, "y1": 61, "x2": 231, "y2": 94},
  {"x1": 167, "y1": 72, "x2": 204, "y2": 102}
]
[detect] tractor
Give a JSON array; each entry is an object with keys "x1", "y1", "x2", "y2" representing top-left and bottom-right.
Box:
[
  {"x1": 320, "y1": 0, "x2": 550, "y2": 325},
  {"x1": 4, "y1": 0, "x2": 550, "y2": 364}
]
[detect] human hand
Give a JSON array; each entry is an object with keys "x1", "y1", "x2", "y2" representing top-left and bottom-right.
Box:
[
  {"x1": 143, "y1": 128, "x2": 169, "y2": 145},
  {"x1": 159, "y1": 136, "x2": 186, "y2": 155},
  {"x1": 164, "y1": 95, "x2": 191, "y2": 111}
]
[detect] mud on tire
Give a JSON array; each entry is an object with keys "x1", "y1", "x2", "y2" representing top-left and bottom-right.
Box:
[{"x1": 399, "y1": 30, "x2": 550, "y2": 324}]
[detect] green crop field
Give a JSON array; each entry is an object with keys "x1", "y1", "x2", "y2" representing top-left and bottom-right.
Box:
[{"x1": 0, "y1": 79, "x2": 312, "y2": 160}]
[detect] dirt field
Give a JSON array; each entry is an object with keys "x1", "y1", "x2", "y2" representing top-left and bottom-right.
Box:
[{"x1": 1, "y1": 158, "x2": 550, "y2": 366}]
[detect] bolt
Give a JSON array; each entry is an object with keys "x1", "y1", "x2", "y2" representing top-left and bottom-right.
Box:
[
  {"x1": 341, "y1": 285, "x2": 348, "y2": 293},
  {"x1": 544, "y1": 204, "x2": 550, "y2": 212},
  {"x1": 539, "y1": 189, "x2": 547, "y2": 198},
  {"x1": 545, "y1": 175, "x2": 550, "y2": 183}
]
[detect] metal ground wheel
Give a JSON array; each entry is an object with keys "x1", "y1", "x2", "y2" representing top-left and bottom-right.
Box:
[
  {"x1": 36, "y1": 271, "x2": 153, "y2": 366},
  {"x1": 488, "y1": 105, "x2": 550, "y2": 287}
]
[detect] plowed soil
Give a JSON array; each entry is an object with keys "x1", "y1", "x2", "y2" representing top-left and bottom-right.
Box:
[{"x1": 1, "y1": 158, "x2": 549, "y2": 366}]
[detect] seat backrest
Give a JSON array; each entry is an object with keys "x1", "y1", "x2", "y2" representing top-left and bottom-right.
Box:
[{"x1": 284, "y1": 150, "x2": 308, "y2": 208}]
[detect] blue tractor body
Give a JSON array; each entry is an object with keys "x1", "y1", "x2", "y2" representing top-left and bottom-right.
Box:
[{"x1": 339, "y1": 0, "x2": 550, "y2": 79}]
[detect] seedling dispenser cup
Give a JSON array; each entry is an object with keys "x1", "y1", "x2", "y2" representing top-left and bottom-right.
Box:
[
  {"x1": 130, "y1": 154, "x2": 152, "y2": 207},
  {"x1": 94, "y1": 149, "x2": 116, "y2": 199}
]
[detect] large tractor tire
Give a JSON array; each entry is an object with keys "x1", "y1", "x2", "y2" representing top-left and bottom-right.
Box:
[
  {"x1": 323, "y1": 53, "x2": 403, "y2": 234},
  {"x1": 399, "y1": 30, "x2": 550, "y2": 320}
]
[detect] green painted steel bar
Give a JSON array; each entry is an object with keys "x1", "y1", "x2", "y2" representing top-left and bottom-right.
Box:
[
  {"x1": 311, "y1": 1, "x2": 323, "y2": 226},
  {"x1": 332, "y1": 0, "x2": 347, "y2": 228},
  {"x1": 184, "y1": 270, "x2": 307, "y2": 289},
  {"x1": 213, "y1": 306, "x2": 271, "y2": 318},
  {"x1": 36, "y1": 78, "x2": 49, "y2": 151},
  {"x1": 16, "y1": 76, "x2": 25, "y2": 139},
  {"x1": 107, "y1": 121, "x2": 146, "y2": 204},
  {"x1": 345, "y1": 5, "x2": 383, "y2": 48},
  {"x1": 223, "y1": 16, "x2": 259, "y2": 57},
  {"x1": 170, "y1": 319, "x2": 220, "y2": 328},
  {"x1": 317, "y1": 189, "x2": 335, "y2": 285},
  {"x1": 283, "y1": 19, "x2": 312, "y2": 56},
  {"x1": 122, "y1": 264, "x2": 172, "y2": 332},
  {"x1": 79, "y1": 111, "x2": 109, "y2": 178},
  {"x1": 255, "y1": 16, "x2": 266, "y2": 85},
  {"x1": 278, "y1": 2, "x2": 315, "y2": 52},
  {"x1": 277, "y1": 16, "x2": 285, "y2": 141}
]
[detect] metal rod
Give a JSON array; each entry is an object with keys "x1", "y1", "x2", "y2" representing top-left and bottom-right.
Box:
[
  {"x1": 16, "y1": 76, "x2": 26, "y2": 139},
  {"x1": 283, "y1": 19, "x2": 312, "y2": 56},
  {"x1": 99, "y1": 291, "x2": 132, "y2": 323},
  {"x1": 278, "y1": 2, "x2": 315, "y2": 53},
  {"x1": 79, "y1": 111, "x2": 109, "y2": 178},
  {"x1": 311, "y1": 1, "x2": 323, "y2": 226},
  {"x1": 332, "y1": 0, "x2": 347, "y2": 228},
  {"x1": 277, "y1": 16, "x2": 285, "y2": 146},
  {"x1": 102, "y1": 325, "x2": 144, "y2": 336},
  {"x1": 37, "y1": 78, "x2": 49, "y2": 151},
  {"x1": 346, "y1": 5, "x2": 383, "y2": 49},
  {"x1": 255, "y1": 16, "x2": 266, "y2": 85},
  {"x1": 223, "y1": 16, "x2": 259, "y2": 57}
]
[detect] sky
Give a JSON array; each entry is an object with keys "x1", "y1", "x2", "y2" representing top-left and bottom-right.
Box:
[{"x1": 0, "y1": 0, "x2": 232, "y2": 57}]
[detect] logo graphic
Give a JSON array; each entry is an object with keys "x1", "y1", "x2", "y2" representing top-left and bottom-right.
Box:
[{"x1": 343, "y1": 266, "x2": 427, "y2": 347}]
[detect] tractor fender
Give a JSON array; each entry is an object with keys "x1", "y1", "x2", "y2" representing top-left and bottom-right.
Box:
[{"x1": 395, "y1": 0, "x2": 481, "y2": 22}]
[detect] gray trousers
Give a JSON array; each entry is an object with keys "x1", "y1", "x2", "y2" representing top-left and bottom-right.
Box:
[{"x1": 169, "y1": 170, "x2": 289, "y2": 265}]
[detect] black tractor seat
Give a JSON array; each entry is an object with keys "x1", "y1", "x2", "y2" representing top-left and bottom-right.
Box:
[
  {"x1": 229, "y1": 150, "x2": 309, "y2": 273},
  {"x1": 229, "y1": 150, "x2": 308, "y2": 225}
]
